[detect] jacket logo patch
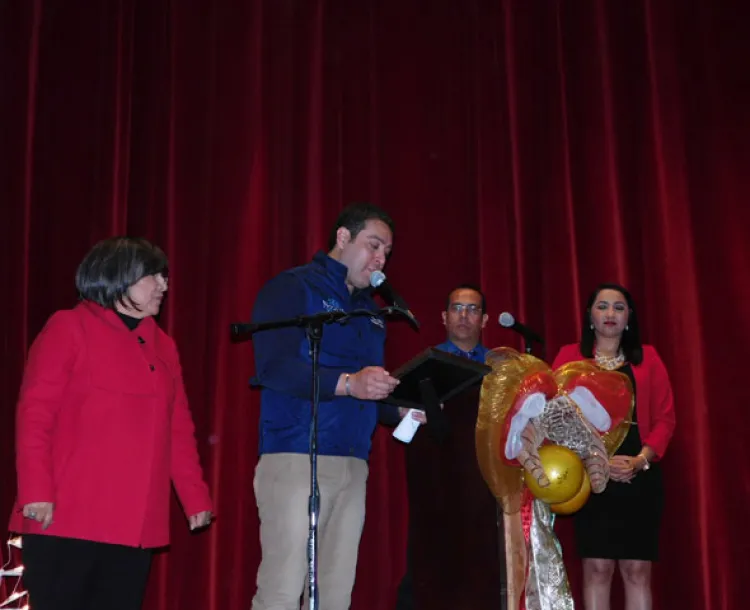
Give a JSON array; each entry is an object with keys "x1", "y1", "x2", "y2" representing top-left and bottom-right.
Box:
[{"x1": 322, "y1": 298, "x2": 344, "y2": 312}]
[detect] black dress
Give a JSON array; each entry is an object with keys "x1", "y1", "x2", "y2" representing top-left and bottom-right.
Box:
[{"x1": 574, "y1": 364, "x2": 664, "y2": 561}]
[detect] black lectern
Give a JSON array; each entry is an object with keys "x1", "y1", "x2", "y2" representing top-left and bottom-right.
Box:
[
  {"x1": 386, "y1": 349, "x2": 503, "y2": 610},
  {"x1": 385, "y1": 348, "x2": 492, "y2": 442}
]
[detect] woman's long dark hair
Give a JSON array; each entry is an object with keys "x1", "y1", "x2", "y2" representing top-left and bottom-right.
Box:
[{"x1": 580, "y1": 282, "x2": 643, "y2": 365}]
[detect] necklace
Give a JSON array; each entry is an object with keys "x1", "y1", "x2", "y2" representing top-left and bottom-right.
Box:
[{"x1": 594, "y1": 349, "x2": 626, "y2": 370}]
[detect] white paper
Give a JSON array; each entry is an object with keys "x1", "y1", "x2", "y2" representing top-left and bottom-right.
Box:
[{"x1": 392, "y1": 409, "x2": 424, "y2": 443}]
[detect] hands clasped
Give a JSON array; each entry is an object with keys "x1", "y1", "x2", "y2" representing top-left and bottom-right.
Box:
[{"x1": 609, "y1": 455, "x2": 640, "y2": 483}]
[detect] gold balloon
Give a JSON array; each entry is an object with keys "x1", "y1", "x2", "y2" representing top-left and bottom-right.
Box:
[
  {"x1": 551, "y1": 469, "x2": 591, "y2": 515},
  {"x1": 523, "y1": 445, "x2": 584, "y2": 505}
]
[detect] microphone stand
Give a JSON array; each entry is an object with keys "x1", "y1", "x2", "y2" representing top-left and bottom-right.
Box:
[
  {"x1": 523, "y1": 336, "x2": 532, "y2": 355},
  {"x1": 527, "y1": 335, "x2": 547, "y2": 361},
  {"x1": 231, "y1": 306, "x2": 413, "y2": 610}
]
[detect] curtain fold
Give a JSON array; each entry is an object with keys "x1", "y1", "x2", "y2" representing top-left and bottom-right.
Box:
[{"x1": 1, "y1": 1, "x2": 747, "y2": 609}]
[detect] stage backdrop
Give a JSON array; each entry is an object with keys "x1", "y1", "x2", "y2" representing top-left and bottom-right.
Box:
[{"x1": 1, "y1": 1, "x2": 747, "y2": 609}]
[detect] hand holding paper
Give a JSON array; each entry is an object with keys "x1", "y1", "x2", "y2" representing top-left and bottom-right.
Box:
[{"x1": 393, "y1": 409, "x2": 426, "y2": 443}]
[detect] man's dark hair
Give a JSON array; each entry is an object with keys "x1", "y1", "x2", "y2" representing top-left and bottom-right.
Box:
[
  {"x1": 327, "y1": 202, "x2": 395, "y2": 250},
  {"x1": 75, "y1": 236, "x2": 169, "y2": 309},
  {"x1": 580, "y1": 282, "x2": 643, "y2": 365},
  {"x1": 446, "y1": 284, "x2": 487, "y2": 312}
]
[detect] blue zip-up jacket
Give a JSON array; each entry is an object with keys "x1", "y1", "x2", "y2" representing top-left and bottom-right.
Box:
[{"x1": 250, "y1": 252, "x2": 386, "y2": 459}]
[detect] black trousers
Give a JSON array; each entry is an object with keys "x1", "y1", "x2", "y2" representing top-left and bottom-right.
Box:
[{"x1": 22, "y1": 534, "x2": 152, "y2": 610}]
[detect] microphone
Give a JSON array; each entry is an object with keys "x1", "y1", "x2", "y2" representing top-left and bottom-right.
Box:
[
  {"x1": 370, "y1": 271, "x2": 420, "y2": 329},
  {"x1": 498, "y1": 312, "x2": 545, "y2": 345}
]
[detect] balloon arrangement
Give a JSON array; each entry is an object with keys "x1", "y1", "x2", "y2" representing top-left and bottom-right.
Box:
[{"x1": 475, "y1": 348, "x2": 633, "y2": 610}]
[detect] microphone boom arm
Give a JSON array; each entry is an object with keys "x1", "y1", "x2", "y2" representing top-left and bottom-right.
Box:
[{"x1": 230, "y1": 306, "x2": 413, "y2": 338}]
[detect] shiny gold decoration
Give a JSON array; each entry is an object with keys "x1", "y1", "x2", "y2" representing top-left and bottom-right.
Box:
[
  {"x1": 504, "y1": 509, "x2": 528, "y2": 610},
  {"x1": 476, "y1": 348, "x2": 553, "y2": 513},
  {"x1": 476, "y1": 348, "x2": 633, "y2": 513},
  {"x1": 538, "y1": 394, "x2": 607, "y2": 471},
  {"x1": 525, "y1": 499, "x2": 575, "y2": 610},
  {"x1": 523, "y1": 445, "x2": 584, "y2": 504},
  {"x1": 554, "y1": 360, "x2": 634, "y2": 456},
  {"x1": 551, "y1": 469, "x2": 591, "y2": 515},
  {"x1": 476, "y1": 347, "x2": 634, "y2": 610}
]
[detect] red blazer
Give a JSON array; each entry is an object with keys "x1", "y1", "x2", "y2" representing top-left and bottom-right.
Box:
[
  {"x1": 9, "y1": 302, "x2": 212, "y2": 548},
  {"x1": 552, "y1": 343, "x2": 676, "y2": 459}
]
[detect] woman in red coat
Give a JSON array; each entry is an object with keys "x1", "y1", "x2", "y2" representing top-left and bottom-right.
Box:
[
  {"x1": 10, "y1": 237, "x2": 213, "y2": 610},
  {"x1": 552, "y1": 283, "x2": 676, "y2": 610}
]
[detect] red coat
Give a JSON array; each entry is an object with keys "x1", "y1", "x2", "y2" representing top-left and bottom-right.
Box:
[
  {"x1": 9, "y1": 301, "x2": 213, "y2": 548},
  {"x1": 552, "y1": 343, "x2": 676, "y2": 459}
]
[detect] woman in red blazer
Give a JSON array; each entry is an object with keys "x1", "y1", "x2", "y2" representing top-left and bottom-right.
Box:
[
  {"x1": 552, "y1": 283, "x2": 676, "y2": 610},
  {"x1": 10, "y1": 237, "x2": 213, "y2": 610}
]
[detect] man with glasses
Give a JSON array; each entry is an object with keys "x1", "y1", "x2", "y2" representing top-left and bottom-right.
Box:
[
  {"x1": 436, "y1": 284, "x2": 489, "y2": 362},
  {"x1": 395, "y1": 284, "x2": 490, "y2": 610}
]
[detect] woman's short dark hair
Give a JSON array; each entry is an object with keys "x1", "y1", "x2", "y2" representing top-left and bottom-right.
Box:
[
  {"x1": 580, "y1": 282, "x2": 643, "y2": 365},
  {"x1": 75, "y1": 237, "x2": 169, "y2": 309},
  {"x1": 327, "y1": 202, "x2": 395, "y2": 250}
]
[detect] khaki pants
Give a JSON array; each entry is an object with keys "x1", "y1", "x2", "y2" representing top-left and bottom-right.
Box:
[{"x1": 252, "y1": 453, "x2": 369, "y2": 610}]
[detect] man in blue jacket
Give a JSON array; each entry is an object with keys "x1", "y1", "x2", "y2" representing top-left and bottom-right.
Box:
[{"x1": 250, "y1": 203, "x2": 400, "y2": 610}]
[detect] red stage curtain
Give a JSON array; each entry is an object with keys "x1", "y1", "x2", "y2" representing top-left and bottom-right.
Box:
[{"x1": 1, "y1": 2, "x2": 747, "y2": 609}]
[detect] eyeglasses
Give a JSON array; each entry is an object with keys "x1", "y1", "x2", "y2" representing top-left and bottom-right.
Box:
[{"x1": 448, "y1": 303, "x2": 483, "y2": 315}]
